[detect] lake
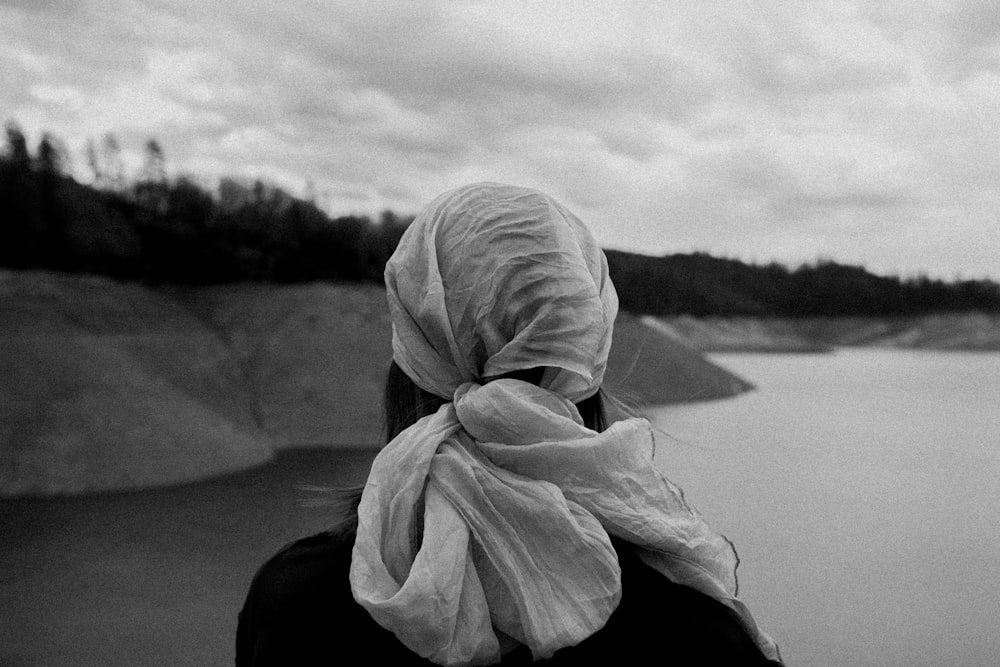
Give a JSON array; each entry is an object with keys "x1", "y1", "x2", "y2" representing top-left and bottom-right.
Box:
[{"x1": 650, "y1": 349, "x2": 1000, "y2": 667}]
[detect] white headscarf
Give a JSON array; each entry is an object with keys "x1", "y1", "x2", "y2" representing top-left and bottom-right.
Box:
[{"x1": 350, "y1": 183, "x2": 780, "y2": 665}]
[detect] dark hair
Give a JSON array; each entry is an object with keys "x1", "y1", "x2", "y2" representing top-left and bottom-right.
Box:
[{"x1": 328, "y1": 361, "x2": 608, "y2": 537}]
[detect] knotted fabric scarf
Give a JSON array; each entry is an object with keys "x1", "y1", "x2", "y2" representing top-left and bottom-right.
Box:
[{"x1": 350, "y1": 183, "x2": 780, "y2": 665}]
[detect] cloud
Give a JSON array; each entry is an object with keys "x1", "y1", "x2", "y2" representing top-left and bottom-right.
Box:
[{"x1": 2, "y1": 0, "x2": 999, "y2": 278}]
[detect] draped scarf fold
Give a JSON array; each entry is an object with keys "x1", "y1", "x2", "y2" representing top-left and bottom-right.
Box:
[
  {"x1": 349, "y1": 183, "x2": 780, "y2": 665},
  {"x1": 350, "y1": 380, "x2": 779, "y2": 664}
]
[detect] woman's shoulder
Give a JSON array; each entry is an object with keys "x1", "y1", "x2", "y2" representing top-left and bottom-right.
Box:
[
  {"x1": 237, "y1": 528, "x2": 427, "y2": 666},
  {"x1": 541, "y1": 537, "x2": 777, "y2": 665},
  {"x1": 580, "y1": 539, "x2": 769, "y2": 665},
  {"x1": 246, "y1": 529, "x2": 352, "y2": 600}
]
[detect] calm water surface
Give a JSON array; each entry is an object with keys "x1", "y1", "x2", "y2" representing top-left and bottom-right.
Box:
[{"x1": 651, "y1": 349, "x2": 1000, "y2": 667}]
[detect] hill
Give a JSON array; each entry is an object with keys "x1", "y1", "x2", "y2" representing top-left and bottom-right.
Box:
[
  {"x1": 1, "y1": 270, "x2": 752, "y2": 496},
  {"x1": 0, "y1": 271, "x2": 273, "y2": 496}
]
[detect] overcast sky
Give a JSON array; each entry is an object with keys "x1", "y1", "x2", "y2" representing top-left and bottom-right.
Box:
[{"x1": 2, "y1": 0, "x2": 999, "y2": 279}]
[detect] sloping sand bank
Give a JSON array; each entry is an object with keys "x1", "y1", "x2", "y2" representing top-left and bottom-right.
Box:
[
  {"x1": 645, "y1": 314, "x2": 1000, "y2": 352},
  {"x1": 0, "y1": 272, "x2": 273, "y2": 497},
  {"x1": 1, "y1": 271, "x2": 751, "y2": 496}
]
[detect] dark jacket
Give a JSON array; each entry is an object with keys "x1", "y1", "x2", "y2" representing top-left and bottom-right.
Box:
[{"x1": 237, "y1": 529, "x2": 779, "y2": 666}]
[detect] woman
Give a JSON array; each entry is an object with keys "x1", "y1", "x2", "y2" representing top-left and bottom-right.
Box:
[{"x1": 237, "y1": 183, "x2": 782, "y2": 665}]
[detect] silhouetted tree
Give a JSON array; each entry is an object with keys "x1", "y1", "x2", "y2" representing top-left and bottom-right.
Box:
[
  {"x1": 134, "y1": 139, "x2": 169, "y2": 214},
  {"x1": 35, "y1": 132, "x2": 73, "y2": 267},
  {"x1": 3, "y1": 120, "x2": 998, "y2": 313},
  {"x1": 36, "y1": 133, "x2": 70, "y2": 176},
  {"x1": 140, "y1": 139, "x2": 166, "y2": 183},
  {"x1": 1, "y1": 123, "x2": 42, "y2": 267},
  {"x1": 100, "y1": 133, "x2": 125, "y2": 192},
  {"x1": 218, "y1": 177, "x2": 254, "y2": 212},
  {"x1": 5, "y1": 123, "x2": 31, "y2": 169},
  {"x1": 84, "y1": 138, "x2": 102, "y2": 185}
]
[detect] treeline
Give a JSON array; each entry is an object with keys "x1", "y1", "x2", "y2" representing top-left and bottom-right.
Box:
[
  {"x1": 3, "y1": 122, "x2": 999, "y2": 315},
  {"x1": 0, "y1": 124, "x2": 408, "y2": 284},
  {"x1": 606, "y1": 250, "x2": 1000, "y2": 317}
]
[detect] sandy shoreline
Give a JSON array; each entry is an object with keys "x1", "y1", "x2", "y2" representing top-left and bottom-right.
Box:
[
  {"x1": 2, "y1": 271, "x2": 753, "y2": 497},
  {"x1": 644, "y1": 313, "x2": 1000, "y2": 352},
  {"x1": 0, "y1": 448, "x2": 377, "y2": 667}
]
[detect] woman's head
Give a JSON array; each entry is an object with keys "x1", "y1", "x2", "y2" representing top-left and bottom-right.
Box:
[{"x1": 384, "y1": 182, "x2": 618, "y2": 403}]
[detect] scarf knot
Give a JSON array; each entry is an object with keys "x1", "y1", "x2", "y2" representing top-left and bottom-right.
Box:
[{"x1": 453, "y1": 380, "x2": 588, "y2": 446}]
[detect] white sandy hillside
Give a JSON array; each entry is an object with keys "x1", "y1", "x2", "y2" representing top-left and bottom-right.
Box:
[
  {"x1": 607, "y1": 313, "x2": 753, "y2": 404},
  {"x1": 1, "y1": 271, "x2": 753, "y2": 497},
  {"x1": 641, "y1": 316, "x2": 826, "y2": 353},
  {"x1": 645, "y1": 314, "x2": 1000, "y2": 352},
  {"x1": 0, "y1": 271, "x2": 272, "y2": 497},
  {"x1": 179, "y1": 284, "x2": 754, "y2": 445},
  {"x1": 179, "y1": 282, "x2": 394, "y2": 448},
  {"x1": 867, "y1": 313, "x2": 1000, "y2": 349}
]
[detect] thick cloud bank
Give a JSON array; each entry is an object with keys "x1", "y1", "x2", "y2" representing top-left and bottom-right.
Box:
[{"x1": 3, "y1": 1, "x2": 999, "y2": 279}]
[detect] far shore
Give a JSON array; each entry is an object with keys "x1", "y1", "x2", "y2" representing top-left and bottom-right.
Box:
[{"x1": 644, "y1": 313, "x2": 1000, "y2": 353}]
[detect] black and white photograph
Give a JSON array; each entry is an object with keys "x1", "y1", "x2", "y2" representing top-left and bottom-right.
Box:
[{"x1": 2, "y1": 2, "x2": 999, "y2": 665}]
